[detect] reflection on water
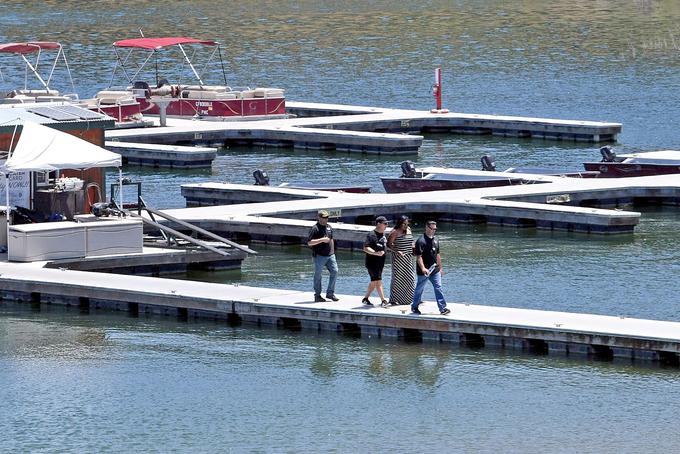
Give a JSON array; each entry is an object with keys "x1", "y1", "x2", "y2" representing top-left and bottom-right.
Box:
[{"x1": 2, "y1": 301, "x2": 680, "y2": 452}]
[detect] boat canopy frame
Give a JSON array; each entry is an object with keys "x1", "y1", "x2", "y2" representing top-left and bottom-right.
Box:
[
  {"x1": 108, "y1": 36, "x2": 228, "y2": 89},
  {"x1": 0, "y1": 42, "x2": 76, "y2": 95}
]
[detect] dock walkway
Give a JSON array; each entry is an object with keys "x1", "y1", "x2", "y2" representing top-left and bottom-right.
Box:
[
  {"x1": 105, "y1": 102, "x2": 622, "y2": 157},
  {"x1": 1, "y1": 260, "x2": 678, "y2": 365},
  {"x1": 169, "y1": 173, "x2": 680, "y2": 242},
  {"x1": 105, "y1": 141, "x2": 217, "y2": 169}
]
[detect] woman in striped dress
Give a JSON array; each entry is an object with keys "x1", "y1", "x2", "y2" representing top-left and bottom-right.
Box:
[{"x1": 387, "y1": 215, "x2": 415, "y2": 305}]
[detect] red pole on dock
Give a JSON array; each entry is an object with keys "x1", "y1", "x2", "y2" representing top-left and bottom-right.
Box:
[{"x1": 431, "y1": 66, "x2": 449, "y2": 114}]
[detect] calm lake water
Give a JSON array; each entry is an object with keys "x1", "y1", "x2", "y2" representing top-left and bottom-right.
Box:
[{"x1": 1, "y1": 1, "x2": 680, "y2": 452}]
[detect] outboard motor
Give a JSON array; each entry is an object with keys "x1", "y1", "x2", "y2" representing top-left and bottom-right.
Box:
[
  {"x1": 600, "y1": 146, "x2": 616, "y2": 162},
  {"x1": 133, "y1": 81, "x2": 150, "y2": 90},
  {"x1": 132, "y1": 81, "x2": 151, "y2": 98},
  {"x1": 253, "y1": 169, "x2": 270, "y2": 186},
  {"x1": 481, "y1": 155, "x2": 496, "y2": 171},
  {"x1": 400, "y1": 161, "x2": 417, "y2": 178}
]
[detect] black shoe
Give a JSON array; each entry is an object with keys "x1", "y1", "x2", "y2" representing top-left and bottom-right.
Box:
[
  {"x1": 362, "y1": 297, "x2": 373, "y2": 306},
  {"x1": 440, "y1": 308, "x2": 451, "y2": 315},
  {"x1": 326, "y1": 294, "x2": 340, "y2": 301},
  {"x1": 314, "y1": 295, "x2": 326, "y2": 302},
  {"x1": 411, "y1": 306, "x2": 421, "y2": 315}
]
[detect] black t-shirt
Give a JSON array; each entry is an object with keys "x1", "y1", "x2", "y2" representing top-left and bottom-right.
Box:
[
  {"x1": 364, "y1": 230, "x2": 387, "y2": 268},
  {"x1": 414, "y1": 234, "x2": 439, "y2": 275},
  {"x1": 307, "y1": 222, "x2": 333, "y2": 256}
]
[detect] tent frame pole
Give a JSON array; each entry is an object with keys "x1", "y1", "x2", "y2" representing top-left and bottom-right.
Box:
[{"x1": 118, "y1": 167, "x2": 123, "y2": 209}]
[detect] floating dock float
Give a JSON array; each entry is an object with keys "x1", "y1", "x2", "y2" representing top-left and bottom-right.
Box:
[
  {"x1": 1, "y1": 262, "x2": 678, "y2": 367},
  {"x1": 107, "y1": 117, "x2": 423, "y2": 155},
  {"x1": 286, "y1": 102, "x2": 622, "y2": 142},
  {"x1": 105, "y1": 141, "x2": 217, "y2": 169},
  {"x1": 43, "y1": 245, "x2": 248, "y2": 275},
  {"x1": 168, "y1": 172, "x2": 680, "y2": 243},
  {"x1": 105, "y1": 102, "x2": 621, "y2": 156}
]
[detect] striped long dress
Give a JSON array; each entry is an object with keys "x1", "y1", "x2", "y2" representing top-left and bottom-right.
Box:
[{"x1": 389, "y1": 231, "x2": 415, "y2": 305}]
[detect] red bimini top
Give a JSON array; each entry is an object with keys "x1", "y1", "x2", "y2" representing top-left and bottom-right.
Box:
[
  {"x1": 0, "y1": 42, "x2": 61, "y2": 54},
  {"x1": 113, "y1": 37, "x2": 218, "y2": 50}
]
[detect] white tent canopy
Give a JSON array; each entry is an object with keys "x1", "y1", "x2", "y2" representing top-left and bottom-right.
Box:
[{"x1": 3, "y1": 121, "x2": 121, "y2": 171}]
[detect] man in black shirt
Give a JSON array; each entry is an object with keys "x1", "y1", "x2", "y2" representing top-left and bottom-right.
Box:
[
  {"x1": 362, "y1": 216, "x2": 389, "y2": 307},
  {"x1": 307, "y1": 210, "x2": 339, "y2": 302},
  {"x1": 411, "y1": 220, "x2": 450, "y2": 315}
]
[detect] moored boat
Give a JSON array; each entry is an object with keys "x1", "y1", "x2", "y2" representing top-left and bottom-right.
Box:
[
  {"x1": 253, "y1": 169, "x2": 371, "y2": 193},
  {"x1": 382, "y1": 157, "x2": 597, "y2": 193},
  {"x1": 583, "y1": 146, "x2": 680, "y2": 177},
  {"x1": 103, "y1": 36, "x2": 286, "y2": 120},
  {"x1": 0, "y1": 41, "x2": 145, "y2": 127}
]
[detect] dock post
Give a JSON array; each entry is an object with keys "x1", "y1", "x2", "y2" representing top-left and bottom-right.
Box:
[
  {"x1": 153, "y1": 98, "x2": 171, "y2": 127},
  {"x1": 431, "y1": 66, "x2": 449, "y2": 114}
]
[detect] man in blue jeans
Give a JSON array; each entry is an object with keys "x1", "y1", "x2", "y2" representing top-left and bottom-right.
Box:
[
  {"x1": 307, "y1": 210, "x2": 339, "y2": 302},
  {"x1": 411, "y1": 220, "x2": 451, "y2": 315}
]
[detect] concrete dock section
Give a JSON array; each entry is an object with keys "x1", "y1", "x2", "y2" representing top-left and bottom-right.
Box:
[
  {"x1": 106, "y1": 102, "x2": 621, "y2": 157},
  {"x1": 286, "y1": 102, "x2": 622, "y2": 141},
  {"x1": 169, "y1": 172, "x2": 680, "y2": 243},
  {"x1": 105, "y1": 141, "x2": 217, "y2": 169},
  {"x1": 1, "y1": 261, "x2": 678, "y2": 366}
]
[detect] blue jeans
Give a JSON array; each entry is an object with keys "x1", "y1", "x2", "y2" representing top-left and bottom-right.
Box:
[
  {"x1": 313, "y1": 254, "x2": 338, "y2": 296},
  {"x1": 412, "y1": 271, "x2": 447, "y2": 312}
]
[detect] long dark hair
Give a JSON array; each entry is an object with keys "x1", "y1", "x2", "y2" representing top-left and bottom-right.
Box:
[{"x1": 394, "y1": 215, "x2": 409, "y2": 231}]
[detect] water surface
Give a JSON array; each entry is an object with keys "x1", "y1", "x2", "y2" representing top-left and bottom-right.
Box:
[{"x1": 1, "y1": 1, "x2": 680, "y2": 451}]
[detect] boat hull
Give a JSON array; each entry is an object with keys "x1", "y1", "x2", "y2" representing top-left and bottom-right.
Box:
[
  {"x1": 583, "y1": 162, "x2": 680, "y2": 177},
  {"x1": 137, "y1": 96, "x2": 286, "y2": 118},
  {"x1": 94, "y1": 103, "x2": 145, "y2": 126},
  {"x1": 279, "y1": 183, "x2": 371, "y2": 193},
  {"x1": 381, "y1": 176, "x2": 525, "y2": 193}
]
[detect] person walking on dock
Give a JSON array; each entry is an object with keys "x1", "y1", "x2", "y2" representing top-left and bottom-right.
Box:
[
  {"x1": 307, "y1": 210, "x2": 339, "y2": 302},
  {"x1": 387, "y1": 215, "x2": 415, "y2": 305},
  {"x1": 411, "y1": 221, "x2": 450, "y2": 316},
  {"x1": 362, "y1": 216, "x2": 389, "y2": 307}
]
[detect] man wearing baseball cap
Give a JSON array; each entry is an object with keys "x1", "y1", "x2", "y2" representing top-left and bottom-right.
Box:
[{"x1": 307, "y1": 210, "x2": 339, "y2": 302}]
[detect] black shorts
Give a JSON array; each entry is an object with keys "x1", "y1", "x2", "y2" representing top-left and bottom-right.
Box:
[{"x1": 366, "y1": 265, "x2": 384, "y2": 281}]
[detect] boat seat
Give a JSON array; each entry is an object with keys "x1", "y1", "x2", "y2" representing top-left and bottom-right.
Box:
[
  {"x1": 254, "y1": 87, "x2": 285, "y2": 98},
  {"x1": 16, "y1": 89, "x2": 59, "y2": 96},
  {"x1": 36, "y1": 96, "x2": 72, "y2": 103},
  {"x1": 0, "y1": 97, "x2": 27, "y2": 104},
  {"x1": 182, "y1": 90, "x2": 237, "y2": 100},
  {"x1": 114, "y1": 97, "x2": 138, "y2": 106},
  {"x1": 149, "y1": 86, "x2": 172, "y2": 96},
  {"x1": 239, "y1": 90, "x2": 256, "y2": 99},
  {"x1": 95, "y1": 90, "x2": 135, "y2": 105},
  {"x1": 182, "y1": 85, "x2": 228, "y2": 92}
]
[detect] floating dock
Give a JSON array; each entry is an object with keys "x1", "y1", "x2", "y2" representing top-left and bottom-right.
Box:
[
  {"x1": 43, "y1": 245, "x2": 247, "y2": 275},
  {"x1": 286, "y1": 102, "x2": 622, "y2": 142},
  {"x1": 105, "y1": 141, "x2": 217, "y2": 169},
  {"x1": 1, "y1": 261, "x2": 678, "y2": 367},
  {"x1": 105, "y1": 102, "x2": 622, "y2": 156},
  {"x1": 167, "y1": 172, "x2": 680, "y2": 244}
]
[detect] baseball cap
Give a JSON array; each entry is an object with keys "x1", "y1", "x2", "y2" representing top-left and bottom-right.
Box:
[
  {"x1": 375, "y1": 216, "x2": 388, "y2": 224},
  {"x1": 318, "y1": 210, "x2": 329, "y2": 217}
]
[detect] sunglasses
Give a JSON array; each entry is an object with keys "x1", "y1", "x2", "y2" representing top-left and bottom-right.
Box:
[{"x1": 319, "y1": 216, "x2": 329, "y2": 219}]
